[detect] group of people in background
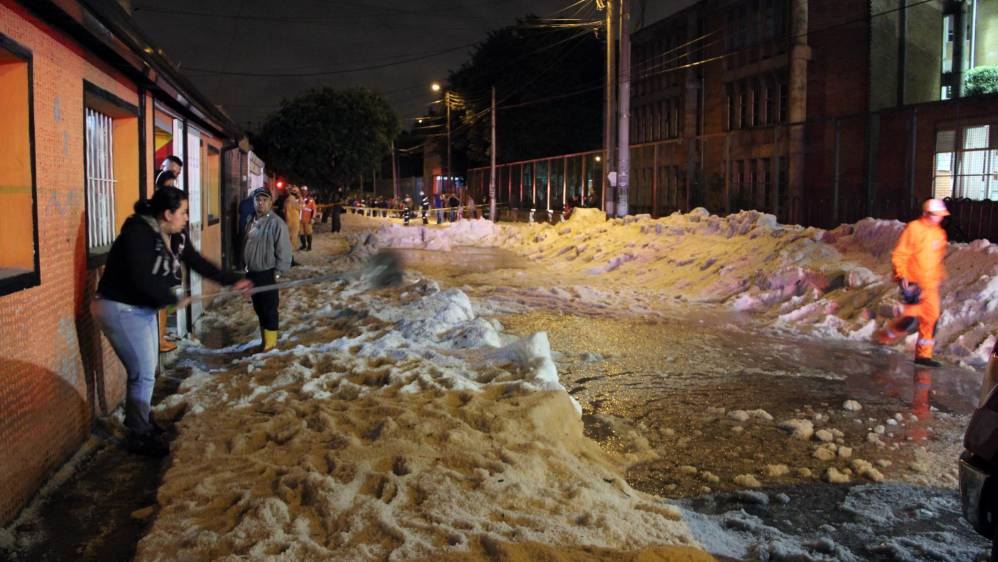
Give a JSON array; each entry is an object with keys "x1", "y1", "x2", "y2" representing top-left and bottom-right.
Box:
[
  {"x1": 345, "y1": 191, "x2": 480, "y2": 226},
  {"x1": 277, "y1": 185, "x2": 318, "y2": 252}
]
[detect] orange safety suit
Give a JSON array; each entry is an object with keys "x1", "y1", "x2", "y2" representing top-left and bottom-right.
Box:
[
  {"x1": 300, "y1": 197, "x2": 317, "y2": 235},
  {"x1": 889, "y1": 217, "x2": 947, "y2": 359}
]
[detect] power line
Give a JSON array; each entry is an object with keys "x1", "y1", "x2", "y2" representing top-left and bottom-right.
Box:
[
  {"x1": 133, "y1": 0, "x2": 519, "y2": 23},
  {"x1": 183, "y1": 42, "x2": 478, "y2": 77}
]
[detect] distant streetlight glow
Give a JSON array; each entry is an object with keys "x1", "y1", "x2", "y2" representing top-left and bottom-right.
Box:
[
  {"x1": 431, "y1": 82, "x2": 442, "y2": 92},
  {"x1": 595, "y1": 155, "x2": 602, "y2": 162}
]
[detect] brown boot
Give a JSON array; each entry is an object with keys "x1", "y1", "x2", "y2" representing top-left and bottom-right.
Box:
[{"x1": 159, "y1": 310, "x2": 177, "y2": 353}]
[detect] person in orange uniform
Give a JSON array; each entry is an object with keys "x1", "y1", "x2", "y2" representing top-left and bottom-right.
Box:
[
  {"x1": 877, "y1": 198, "x2": 949, "y2": 367},
  {"x1": 299, "y1": 186, "x2": 318, "y2": 251},
  {"x1": 285, "y1": 186, "x2": 302, "y2": 256}
]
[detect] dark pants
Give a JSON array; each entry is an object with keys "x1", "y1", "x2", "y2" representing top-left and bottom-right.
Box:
[{"x1": 247, "y1": 269, "x2": 279, "y2": 331}]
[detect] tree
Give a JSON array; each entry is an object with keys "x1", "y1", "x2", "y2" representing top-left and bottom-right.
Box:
[
  {"x1": 256, "y1": 87, "x2": 400, "y2": 191},
  {"x1": 965, "y1": 66, "x2": 998, "y2": 97},
  {"x1": 447, "y1": 16, "x2": 603, "y2": 167}
]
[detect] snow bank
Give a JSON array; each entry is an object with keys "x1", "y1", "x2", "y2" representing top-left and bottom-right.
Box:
[
  {"x1": 375, "y1": 209, "x2": 998, "y2": 366},
  {"x1": 135, "y1": 263, "x2": 697, "y2": 561}
]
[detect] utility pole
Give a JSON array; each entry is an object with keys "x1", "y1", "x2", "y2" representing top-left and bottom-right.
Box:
[
  {"x1": 603, "y1": 0, "x2": 617, "y2": 216},
  {"x1": 446, "y1": 93, "x2": 453, "y2": 195},
  {"x1": 616, "y1": 0, "x2": 631, "y2": 217},
  {"x1": 489, "y1": 86, "x2": 497, "y2": 221},
  {"x1": 391, "y1": 140, "x2": 400, "y2": 201}
]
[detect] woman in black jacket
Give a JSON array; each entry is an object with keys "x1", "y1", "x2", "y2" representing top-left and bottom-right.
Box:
[{"x1": 92, "y1": 187, "x2": 251, "y2": 456}]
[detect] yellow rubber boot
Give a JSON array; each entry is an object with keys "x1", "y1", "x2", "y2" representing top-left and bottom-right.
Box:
[
  {"x1": 262, "y1": 329, "x2": 278, "y2": 352},
  {"x1": 159, "y1": 310, "x2": 177, "y2": 353}
]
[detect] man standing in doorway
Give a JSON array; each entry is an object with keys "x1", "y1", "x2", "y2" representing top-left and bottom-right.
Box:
[
  {"x1": 300, "y1": 186, "x2": 318, "y2": 251},
  {"x1": 243, "y1": 188, "x2": 293, "y2": 352},
  {"x1": 876, "y1": 198, "x2": 950, "y2": 367},
  {"x1": 155, "y1": 155, "x2": 183, "y2": 186},
  {"x1": 154, "y1": 156, "x2": 183, "y2": 353}
]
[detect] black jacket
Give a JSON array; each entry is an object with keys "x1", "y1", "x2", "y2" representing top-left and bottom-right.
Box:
[{"x1": 97, "y1": 214, "x2": 240, "y2": 308}]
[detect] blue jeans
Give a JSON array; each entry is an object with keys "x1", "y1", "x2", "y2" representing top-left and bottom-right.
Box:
[{"x1": 91, "y1": 297, "x2": 158, "y2": 435}]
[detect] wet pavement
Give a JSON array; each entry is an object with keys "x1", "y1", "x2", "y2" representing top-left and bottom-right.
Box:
[
  {"x1": 2, "y1": 237, "x2": 989, "y2": 561},
  {"x1": 396, "y1": 244, "x2": 992, "y2": 560}
]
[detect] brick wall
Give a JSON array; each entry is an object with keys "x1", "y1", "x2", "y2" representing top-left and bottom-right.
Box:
[{"x1": 0, "y1": 1, "x2": 141, "y2": 526}]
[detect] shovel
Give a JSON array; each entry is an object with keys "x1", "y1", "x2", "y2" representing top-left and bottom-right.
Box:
[{"x1": 189, "y1": 249, "x2": 404, "y2": 302}]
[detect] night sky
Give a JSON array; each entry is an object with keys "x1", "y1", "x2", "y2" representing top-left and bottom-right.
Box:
[{"x1": 130, "y1": 0, "x2": 692, "y2": 131}]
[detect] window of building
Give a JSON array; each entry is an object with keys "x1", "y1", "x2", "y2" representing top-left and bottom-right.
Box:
[
  {"x1": 205, "y1": 145, "x2": 221, "y2": 224},
  {"x1": 762, "y1": 158, "x2": 772, "y2": 211},
  {"x1": 658, "y1": 100, "x2": 672, "y2": 139},
  {"x1": 764, "y1": 83, "x2": 774, "y2": 125},
  {"x1": 752, "y1": 84, "x2": 762, "y2": 127},
  {"x1": 933, "y1": 125, "x2": 998, "y2": 201},
  {"x1": 724, "y1": 84, "x2": 735, "y2": 131},
  {"x1": 779, "y1": 82, "x2": 788, "y2": 123},
  {"x1": 0, "y1": 35, "x2": 40, "y2": 296},
  {"x1": 85, "y1": 107, "x2": 116, "y2": 254},
  {"x1": 671, "y1": 97, "x2": 680, "y2": 137},
  {"x1": 84, "y1": 82, "x2": 139, "y2": 265},
  {"x1": 738, "y1": 88, "x2": 748, "y2": 129}
]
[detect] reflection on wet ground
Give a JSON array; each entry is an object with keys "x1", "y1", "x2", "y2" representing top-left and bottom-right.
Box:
[{"x1": 502, "y1": 312, "x2": 974, "y2": 495}]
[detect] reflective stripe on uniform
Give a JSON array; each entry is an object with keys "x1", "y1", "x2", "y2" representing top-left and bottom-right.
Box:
[{"x1": 917, "y1": 338, "x2": 935, "y2": 346}]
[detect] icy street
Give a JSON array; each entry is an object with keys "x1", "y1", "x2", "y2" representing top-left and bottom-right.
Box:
[
  {"x1": 397, "y1": 240, "x2": 990, "y2": 560},
  {"x1": 2, "y1": 210, "x2": 995, "y2": 561}
]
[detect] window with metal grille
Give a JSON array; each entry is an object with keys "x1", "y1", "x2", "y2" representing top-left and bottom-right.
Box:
[
  {"x1": 933, "y1": 125, "x2": 998, "y2": 201},
  {"x1": 85, "y1": 107, "x2": 117, "y2": 254}
]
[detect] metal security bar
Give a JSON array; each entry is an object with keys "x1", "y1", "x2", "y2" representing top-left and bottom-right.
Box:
[{"x1": 85, "y1": 107, "x2": 116, "y2": 253}]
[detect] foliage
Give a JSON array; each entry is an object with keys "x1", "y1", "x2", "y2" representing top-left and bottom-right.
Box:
[
  {"x1": 256, "y1": 87, "x2": 400, "y2": 191},
  {"x1": 964, "y1": 66, "x2": 998, "y2": 97},
  {"x1": 446, "y1": 16, "x2": 603, "y2": 166}
]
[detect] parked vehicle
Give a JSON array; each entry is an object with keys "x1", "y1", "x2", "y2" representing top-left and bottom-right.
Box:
[{"x1": 960, "y1": 343, "x2": 998, "y2": 554}]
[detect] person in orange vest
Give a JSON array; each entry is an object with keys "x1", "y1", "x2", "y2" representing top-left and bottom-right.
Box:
[
  {"x1": 299, "y1": 186, "x2": 318, "y2": 251},
  {"x1": 285, "y1": 186, "x2": 302, "y2": 256},
  {"x1": 876, "y1": 198, "x2": 950, "y2": 367}
]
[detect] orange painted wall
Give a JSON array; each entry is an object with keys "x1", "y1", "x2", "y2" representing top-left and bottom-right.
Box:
[
  {"x1": 0, "y1": 1, "x2": 140, "y2": 526},
  {"x1": 112, "y1": 116, "x2": 139, "y2": 232}
]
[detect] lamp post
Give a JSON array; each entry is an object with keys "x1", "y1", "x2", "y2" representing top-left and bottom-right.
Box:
[
  {"x1": 430, "y1": 82, "x2": 451, "y2": 195},
  {"x1": 431, "y1": 82, "x2": 464, "y2": 197}
]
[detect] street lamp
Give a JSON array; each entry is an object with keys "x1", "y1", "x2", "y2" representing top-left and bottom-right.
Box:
[{"x1": 431, "y1": 82, "x2": 461, "y2": 196}]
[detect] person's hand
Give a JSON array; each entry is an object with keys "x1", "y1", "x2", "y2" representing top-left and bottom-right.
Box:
[
  {"x1": 176, "y1": 296, "x2": 191, "y2": 308},
  {"x1": 232, "y1": 279, "x2": 254, "y2": 295},
  {"x1": 898, "y1": 277, "x2": 910, "y2": 291}
]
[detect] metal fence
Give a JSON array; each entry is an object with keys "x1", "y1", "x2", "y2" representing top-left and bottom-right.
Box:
[{"x1": 472, "y1": 155, "x2": 998, "y2": 241}]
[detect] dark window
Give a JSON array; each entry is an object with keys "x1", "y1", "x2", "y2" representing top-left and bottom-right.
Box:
[
  {"x1": 762, "y1": 158, "x2": 772, "y2": 211},
  {"x1": 779, "y1": 82, "x2": 788, "y2": 123},
  {"x1": 739, "y1": 86, "x2": 748, "y2": 128},
  {"x1": 764, "y1": 83, "x2": 774, "y2": 124},
  {"x1": 752, "y1": 85, "x2": 761, "y2": 127}
]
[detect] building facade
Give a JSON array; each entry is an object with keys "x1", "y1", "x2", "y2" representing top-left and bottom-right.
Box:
[
  {"x1": 0, "y1": 0, "x2": 254, "y2": 526},
  {"x1": 468, "y1": 0, "x2": 998, "y2": 241}
]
